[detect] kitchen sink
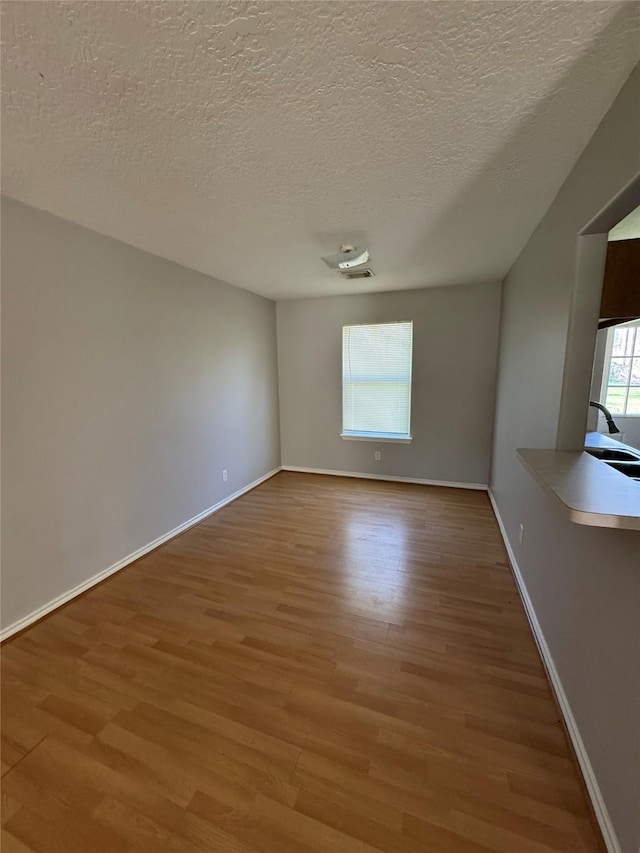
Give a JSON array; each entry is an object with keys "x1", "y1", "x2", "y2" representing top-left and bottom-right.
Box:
[
  {"x1": 584, "y1": 446, "x2": 640, "y2": 482},
  {"x1": 601, "y1": 460, "x2": 640, "y2": 480},
  {"x1": 585, "y1": 448, "x2": 640, "y2": 462}
]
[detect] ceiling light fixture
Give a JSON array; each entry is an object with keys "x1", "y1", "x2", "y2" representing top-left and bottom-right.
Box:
[{"x1": 321, "y1": 244, "x2": 370, "y2": 271}]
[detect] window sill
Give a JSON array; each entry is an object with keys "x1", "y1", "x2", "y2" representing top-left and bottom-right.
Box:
[{"x1": 340, "y1": 432, "x2": 412, "y2": 443}]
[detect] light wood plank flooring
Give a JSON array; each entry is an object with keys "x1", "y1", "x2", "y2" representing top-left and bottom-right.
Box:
[{"x1": 1, "y1": 472, "x2": 601, "y2": 852}]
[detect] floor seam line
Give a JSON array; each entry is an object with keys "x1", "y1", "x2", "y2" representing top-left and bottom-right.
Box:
[{"x1": 1, "y1": 734, "x2": 49, "y2": 778}]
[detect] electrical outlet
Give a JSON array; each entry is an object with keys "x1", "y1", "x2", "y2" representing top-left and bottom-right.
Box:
[
  {"x1": 374, "y1": 451, "x2": 381, "y2": 461},
  {"x1": 518, "y1": 523, "x2": 525, "y2": 545},
  {"x1": 222, "y1": 470, "x2": 228, "y2": 482}
]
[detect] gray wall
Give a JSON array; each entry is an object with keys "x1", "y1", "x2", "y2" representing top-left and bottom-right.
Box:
[
  {"x1": 277, "y1": 284, "x2": 501, "y2": 486},
  {"x1": 595, "y1": 413, "x2": 640, "y2": 450},
  {"x1": 1, "y1": 197, "x2": 281, "y2": 632},
  {"x1": 491, "y1": 65, "x2": 640, "y2": 853}
]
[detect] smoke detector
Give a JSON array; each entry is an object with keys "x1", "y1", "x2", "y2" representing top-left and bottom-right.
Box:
[{"x1": 321, "y1": 244, "x2": 370, "y2": 271}]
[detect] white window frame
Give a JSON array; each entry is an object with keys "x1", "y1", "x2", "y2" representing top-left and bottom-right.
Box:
[
  {"x1": 600, "y1": 319, "x2": 640, "y2": 417},
  {"x1": 340, "y1": 320, "x2": 413, "y2": 443}
]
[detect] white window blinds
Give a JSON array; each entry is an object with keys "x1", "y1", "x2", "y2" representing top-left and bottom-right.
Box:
[{"x1": 342, "y1": 321, "x2": 413, "y2": 439}]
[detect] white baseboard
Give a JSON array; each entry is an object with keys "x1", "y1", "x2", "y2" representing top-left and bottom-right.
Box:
[
  {"x1": 282, "y1": 465, "x2": 487, "y2": 491},
  {"x1": 487, "y1": 489, "x2": 620, "y2": 853},
  {"x1": 0, "y1": 467, "x2": 282, "y2": 642}
]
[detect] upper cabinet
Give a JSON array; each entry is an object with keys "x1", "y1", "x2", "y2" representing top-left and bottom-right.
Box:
[{"x1": 599, "y1": 238, "x2": 640, "y2": 329}]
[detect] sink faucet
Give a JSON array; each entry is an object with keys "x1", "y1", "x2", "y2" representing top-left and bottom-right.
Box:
[{"x1": 589, "y1": 401, "x2": 621, "y2": 435}]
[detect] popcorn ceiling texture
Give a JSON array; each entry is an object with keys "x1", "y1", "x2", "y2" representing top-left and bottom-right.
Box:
[{"x1": 2, "y1": 1, "x2": 639, "y2": 299}]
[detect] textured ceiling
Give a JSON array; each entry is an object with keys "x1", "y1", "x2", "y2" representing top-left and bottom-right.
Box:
[{"x1": 2, "y1": 2, "x2": 639, "y2": 300}]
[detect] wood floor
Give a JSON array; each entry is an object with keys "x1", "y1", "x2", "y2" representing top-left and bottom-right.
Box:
[{"x1": 1, "y1": 472, "x2": 601, "y2": 853}]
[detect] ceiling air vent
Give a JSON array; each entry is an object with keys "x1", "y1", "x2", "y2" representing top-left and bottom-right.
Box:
[{"x1": 341, "y1": 268, "x2": 375, "y2": 280}]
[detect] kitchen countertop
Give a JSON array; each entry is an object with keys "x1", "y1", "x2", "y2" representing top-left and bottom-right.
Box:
[
  {"x1": 517, "y1": 433, "x2": 640, "y2": 531},
  {"x1": 583, "y1": 431, "x2": 639, "y2": 452}
]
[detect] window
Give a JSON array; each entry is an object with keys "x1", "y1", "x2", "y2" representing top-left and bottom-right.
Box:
[
  {"x1": 342, "y1": 321, "x2": 413, "y2": 441},
  {"x1": 601, "y1": 321, "x2": 640, "y2": 415}
]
